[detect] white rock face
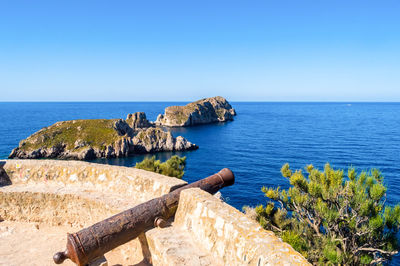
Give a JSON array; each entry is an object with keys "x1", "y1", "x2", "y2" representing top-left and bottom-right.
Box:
[
  {"x1": 131, "y1": 128, "x2": 197, "y2": 153},
  {"x1": 125, "y1": 112, "x2": 153, "y2": 129},
  {"x1": 155, "y1": 96, "x2": 236, "y2": 127}
]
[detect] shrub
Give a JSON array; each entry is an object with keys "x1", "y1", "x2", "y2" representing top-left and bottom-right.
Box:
[
  {"x1": 255, "y1": 163, "x2": 400, "y2": 265},
  {"x1": 135, "y1": 155, "x2": 186, "y2": 179}
]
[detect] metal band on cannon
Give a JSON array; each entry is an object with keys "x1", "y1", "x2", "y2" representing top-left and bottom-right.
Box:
[{"x1": 53, "y1": 168, "x2": 235, "y2": 265}]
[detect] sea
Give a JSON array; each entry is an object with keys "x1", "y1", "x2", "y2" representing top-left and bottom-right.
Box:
[{"x1": 1, "y1": 102, "x2": 400, "y2": 262}]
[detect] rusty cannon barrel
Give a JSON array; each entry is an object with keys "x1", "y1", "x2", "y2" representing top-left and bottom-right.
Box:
[{"x1": 53, "y1": 168, "x2": 234, "y2": 265}]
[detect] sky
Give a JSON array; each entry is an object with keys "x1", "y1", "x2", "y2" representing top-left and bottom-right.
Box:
[{"x1": 0, "y1": 1, "x2": 399, "y2": 102}]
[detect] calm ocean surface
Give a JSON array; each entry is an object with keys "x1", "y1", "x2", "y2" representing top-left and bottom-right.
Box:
[{"x1": 1, "y1": 102, "x2": 400, "y2": 261}]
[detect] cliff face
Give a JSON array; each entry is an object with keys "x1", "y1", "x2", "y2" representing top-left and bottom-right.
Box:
[
  {"x1": 126, "y1": 112, "x2": 153, "y2": 129},
  {"x1": 9, "y1": 113, "x2": 197, "y2": 160},
  {"x1": 155, "y1": 96, "x2": 236, "y2": 127}
]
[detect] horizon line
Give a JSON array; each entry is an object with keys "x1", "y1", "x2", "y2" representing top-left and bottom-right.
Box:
[{"x1": 1, "y1": 100, "x2": 400, "y2": 103}]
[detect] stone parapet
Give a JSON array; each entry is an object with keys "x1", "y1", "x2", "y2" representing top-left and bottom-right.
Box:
[
  {"x1": 3, "y1": 159, "x2": 187, "y2": 202},
  {"x1": 173, "y1": 188, "x2": 310, "y2": 265}
]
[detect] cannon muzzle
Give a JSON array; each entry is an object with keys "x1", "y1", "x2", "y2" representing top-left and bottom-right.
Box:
[{"x1": 54, "y1": 168, "x2": 234, "y2": 265}]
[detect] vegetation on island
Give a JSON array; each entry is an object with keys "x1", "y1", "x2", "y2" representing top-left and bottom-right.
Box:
[
  {"x1": 20, "y1": 119, "x2": 121, "y2": 151},
  {"x1": 9, "y1": 114, "x2": 198, "y2": 160},
  {"x1": 252, "y1": 163, "x2": 400, "y2": 265},
  {"x1": 135, "y1": 155, "x2": 186, "y2": 179}
]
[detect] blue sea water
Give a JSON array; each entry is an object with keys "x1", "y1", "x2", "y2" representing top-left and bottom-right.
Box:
[{"x1": 1, "y1": 102, "x2": 400, "y2": 262}]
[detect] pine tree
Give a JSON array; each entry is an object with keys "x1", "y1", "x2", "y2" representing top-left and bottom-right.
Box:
[
  {"x1": 255, "y1": 163, "x2": 400, "y2": 265},
  {"x1": 135, "y1": 155, "x2": 186, "y2": 179}
]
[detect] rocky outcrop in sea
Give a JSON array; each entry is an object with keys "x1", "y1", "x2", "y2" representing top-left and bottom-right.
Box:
[
  {"x1": 155, "y1": 96, "x2": 236, "y2": 127},
  {"x1": 9, "y1": 113, "x2": 198, "y2": 160}
]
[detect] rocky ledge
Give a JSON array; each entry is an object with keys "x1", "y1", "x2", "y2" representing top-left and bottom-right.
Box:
[
  {"x1": 9, "y1": 112, "x2": 198, "y2": 160},
  {"x1": 155, "y1": 96, "x2": 236, "y2": 127}
]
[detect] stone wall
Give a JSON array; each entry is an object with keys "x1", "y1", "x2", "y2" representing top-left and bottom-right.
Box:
[
  {"x1": 3, "y1": 159, "x2": 186, "y2": 202},
  {"x1": 172, "y1": 188, "x2": 309, "y2": 265},
  {"x1": 0, "y1": 159, "x2": 309, "y2": 265}
]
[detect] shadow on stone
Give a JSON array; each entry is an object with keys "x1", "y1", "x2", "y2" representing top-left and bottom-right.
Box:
[
  {"x1": 135, "y1": 233, "x2": 153, "y2": 266},
  {"x1": 0, "y1": 161, "x2": 11, "y2": 187}
]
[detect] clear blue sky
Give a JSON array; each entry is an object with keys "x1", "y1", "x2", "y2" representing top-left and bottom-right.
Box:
[{"x1": 0, "y1": 1, "x2": 399, "y2": 101}]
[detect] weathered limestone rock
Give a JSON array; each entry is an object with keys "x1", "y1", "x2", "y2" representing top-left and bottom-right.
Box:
[
  {"x1": 131, "y1": 128, "x2": 197, "y2": 153},
  {"x1": 113, "y1": 119, "x2": 134, "y2": 136},
  {"x1": 155, "y1": 96, "x2": 236, "y2": 127},
  {"x1": 8, "y1": 113, "x2": 198, "y2": 160},
  {"x1": 126, "y1": 112, "x2": 153, "y2": 129}
]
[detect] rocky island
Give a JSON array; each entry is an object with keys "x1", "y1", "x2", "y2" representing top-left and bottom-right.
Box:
[
  {"x1": 155, "y1": 96, "x2": 236, "y2": 127},
  {"x1": 9, "y1": 112, "x2": 197, "y2": 160},
  {"x1": 9, "y1": 97, "x2": 236, "y2": 160}
]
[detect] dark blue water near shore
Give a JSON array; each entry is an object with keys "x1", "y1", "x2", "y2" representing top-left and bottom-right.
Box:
[{"x1": 1, "y1": 102, "x2": 400, "y2": 262}]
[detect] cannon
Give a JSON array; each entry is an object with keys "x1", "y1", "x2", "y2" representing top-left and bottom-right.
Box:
[{"x1": 53, "y1": 168, "x2": 235, "y2": 265}]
